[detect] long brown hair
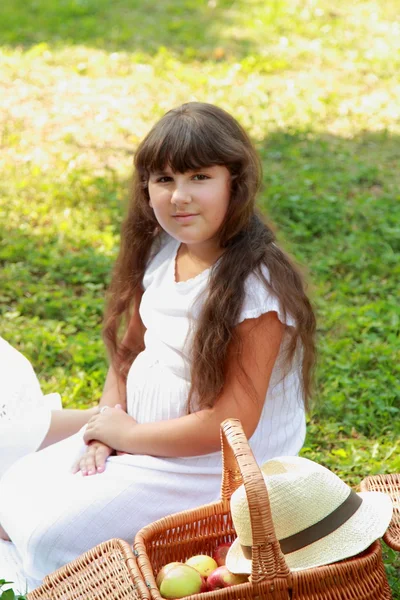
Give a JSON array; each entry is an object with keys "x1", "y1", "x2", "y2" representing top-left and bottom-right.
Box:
[{"x1": 103, "y1": 102, "x2": 316, "y2": 412}]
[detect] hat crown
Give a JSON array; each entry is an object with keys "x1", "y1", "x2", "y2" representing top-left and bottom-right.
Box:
[
  {"x1": 230, "y1": 456, "x2": 352, "y2": 545},
  {"x1": 227, "y1": 455, "x2": 393, "y2": 573}
]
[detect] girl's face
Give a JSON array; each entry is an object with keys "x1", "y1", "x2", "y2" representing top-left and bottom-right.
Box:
[{"x1": 147, "y1": 164, "x2": 231, "y2": 252}]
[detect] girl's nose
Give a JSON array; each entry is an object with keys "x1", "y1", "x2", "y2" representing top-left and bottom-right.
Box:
[{"x1": 171, "y1": 182, "x2": 191, "y2": 205}]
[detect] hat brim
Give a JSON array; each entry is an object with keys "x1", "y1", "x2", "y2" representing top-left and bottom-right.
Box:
[{"x1": 226, "y1": 491, "x2": 393, "y2": 574}]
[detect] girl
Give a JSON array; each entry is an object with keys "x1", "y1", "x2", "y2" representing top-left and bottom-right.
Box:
[{"x1": 0, "y1": 102, "x2": 316, "y2": 591}]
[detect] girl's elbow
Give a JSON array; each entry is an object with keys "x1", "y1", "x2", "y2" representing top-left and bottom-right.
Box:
[{"x1": 211, "y1": 405, "x2": 262, "y2": 442}]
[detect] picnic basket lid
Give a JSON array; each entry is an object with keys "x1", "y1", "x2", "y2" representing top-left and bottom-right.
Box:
[{"x1": 27, "y1": 538, "x2": 150, "y2": 600}]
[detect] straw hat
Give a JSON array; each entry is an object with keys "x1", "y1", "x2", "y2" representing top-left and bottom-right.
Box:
[{"x1": 226, "y1": 456, "x2": 393, "y2": 573}]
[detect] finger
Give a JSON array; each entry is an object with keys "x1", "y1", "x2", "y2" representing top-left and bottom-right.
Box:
[
  {"x1": 94, "y1": 445, "x2": 111, "y2": 473},
  {"x1": 71, "y1": 449, "x2": 91, "y2": 474},
  {"x1": 83, "y1": 427, "x2": 95, "y2": 445},
  {"x1": 71, "y1": 443, "x2": 94, "y2": 475},
  {"x1": 72, "y1": 456, "x2": 86, "y2": 475},
  {"x1": 82, "y1": 445, "x2": 98, "y2": 476}
]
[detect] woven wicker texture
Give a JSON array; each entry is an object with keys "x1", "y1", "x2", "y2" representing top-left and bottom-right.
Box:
[
  {"x1": 134, "y1": 418, "x2": 392, "y2": 600},
  {"x1": 27, "y1": 538, "x2": 150, "y2": 600},
  {"x1": 360, "y1": 473, "x2": 400, "y2": 551}
]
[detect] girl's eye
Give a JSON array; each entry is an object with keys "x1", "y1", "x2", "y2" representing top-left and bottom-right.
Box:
[
  {"x1": 156, "y1": 176, "x2": 173, "y2": 183},
  {"x1": 193, "y1": 174, "x2": 209, "y2": 181}
]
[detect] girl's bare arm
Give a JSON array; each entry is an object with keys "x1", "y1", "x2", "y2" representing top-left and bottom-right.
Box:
[
  {"x1": 38, "y1": 407, "x2": 99, "y2": 449},
  {"x1": 99, "y1": 286, "x2": 146, "y2": 412},
  {"x1": 84, "y1": 311, "x2": 284, "y2": 456}
]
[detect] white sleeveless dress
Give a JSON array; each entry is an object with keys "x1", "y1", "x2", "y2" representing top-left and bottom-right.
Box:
[{"x1": 0, "y1": 233, "x2": 305, "y2": 592}]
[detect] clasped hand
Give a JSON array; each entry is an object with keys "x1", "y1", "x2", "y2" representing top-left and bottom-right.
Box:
[
  {"x1": 72, "y1": 406, "x2": 137, "y2": 476},
  {"x1": 83, "y1": 405, "x2": 137, "y2": 449}
]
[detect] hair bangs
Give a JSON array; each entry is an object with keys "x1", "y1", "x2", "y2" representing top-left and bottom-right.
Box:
[{"x1": 137, "y1": 115, "x2": 226, "y2": 176}]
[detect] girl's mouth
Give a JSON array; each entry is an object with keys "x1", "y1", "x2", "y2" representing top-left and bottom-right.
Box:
[{"x1": 173, "y1": 214, "x2": 198, "y2": 222}]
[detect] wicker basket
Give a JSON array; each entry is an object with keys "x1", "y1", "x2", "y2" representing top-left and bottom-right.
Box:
[
  {"x1": 135, "y1": 418, "x2": 392, "y2": 600},
  {"x1": 360, "y1": 473, "x2": 400, "y2": 551},
  {"x1": 27, "y1": 538, "x2": 150, "y2": 600}
]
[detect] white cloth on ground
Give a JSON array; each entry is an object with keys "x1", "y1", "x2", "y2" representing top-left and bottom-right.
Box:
[{"x1": 0, "y1": 233, "x2": 305, "y2": 591}]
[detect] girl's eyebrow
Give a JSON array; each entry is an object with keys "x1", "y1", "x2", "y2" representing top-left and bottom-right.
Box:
[
  {"x1": 150, "y1": 167, "x2": 212, "y2": 177},
  {"x1": 150, "y1": 170, "x2": 170, "y2": 177}
]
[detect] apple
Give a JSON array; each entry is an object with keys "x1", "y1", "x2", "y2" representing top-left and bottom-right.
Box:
[
  {"x1": 213, "y1": 542, "x2": 232, "y2": 567},
  {"x1": 185, "y1": 554, "x2": 218, "y2": 578},
  {"x1": 156, "y1": 562, "x2": 182, "y2": 588},
  {"x1": 207, "y1": 565, "x2": 248, "y2": 590},
  {"x1": 159, "y1": 564, "x2": 204, "y2": 599}
]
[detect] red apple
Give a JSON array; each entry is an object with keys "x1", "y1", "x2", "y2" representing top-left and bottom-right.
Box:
[
  {"x1": 159, "y1": 564, "x2": 204, "y2": 599},
  {"x1": 207, "y1": 565, "x2": 248, "y2": 590},
  {"x1": 213, "y1": 542, "x2": 232, "y2": 567}
]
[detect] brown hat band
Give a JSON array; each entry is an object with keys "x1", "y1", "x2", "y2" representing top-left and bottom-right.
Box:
[{"x1": 241, "y1": 489, "x2": 362, "y2": 558}]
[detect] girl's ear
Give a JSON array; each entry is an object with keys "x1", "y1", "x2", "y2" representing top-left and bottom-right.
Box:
[{"x1": 149, "y1": 199, "x2": 153, "y2": 208}]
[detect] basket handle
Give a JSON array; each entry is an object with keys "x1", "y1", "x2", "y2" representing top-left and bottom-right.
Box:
[{"x1": 220, "y1": 418, "x2": 290, "y2": 582}]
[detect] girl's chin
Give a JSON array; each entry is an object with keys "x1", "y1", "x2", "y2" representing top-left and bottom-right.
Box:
[
  {"x1": 166, "y1": 229, "x2": 203, "y2": 243},
  {"x1": 162, "y1": 225, "x2": 215, "y2": 246}
]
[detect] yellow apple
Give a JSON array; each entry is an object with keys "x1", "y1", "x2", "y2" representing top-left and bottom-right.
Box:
[{"x1": 185, "y1": 554, "x2": 218, "y2": 578}]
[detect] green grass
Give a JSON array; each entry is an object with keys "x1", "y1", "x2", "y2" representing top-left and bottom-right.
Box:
[
  {"x1": 0, "y1": 0, "x2": 399, "y2": 595},
  {"x1": 0, "y1": 579, "x2": 27, "y2": 600}
]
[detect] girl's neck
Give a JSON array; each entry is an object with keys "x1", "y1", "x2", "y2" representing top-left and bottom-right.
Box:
[{"x1": 179, "y1": 242, "x2": 224, "y2": 268}]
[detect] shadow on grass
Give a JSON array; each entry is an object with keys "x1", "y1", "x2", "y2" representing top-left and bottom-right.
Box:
[{"x1": 0, "y1": 0, "x2": 270, "y2": 59}]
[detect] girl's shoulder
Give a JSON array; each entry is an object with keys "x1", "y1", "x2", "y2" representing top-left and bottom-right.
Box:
[
  {"x1": 240, "y1": 263, "x2": 295, "y2": 327},
  {"x1": 142, "y1": 232, "x2": 177, "y2": 289}
]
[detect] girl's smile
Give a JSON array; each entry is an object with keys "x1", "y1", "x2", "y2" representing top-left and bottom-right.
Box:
[
  {"x1": 148, "y1": 164, "x2": 231, "y2": 260},
  {"x1": 172, "y1": 213, "x2": 198, "y2": 223}
]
